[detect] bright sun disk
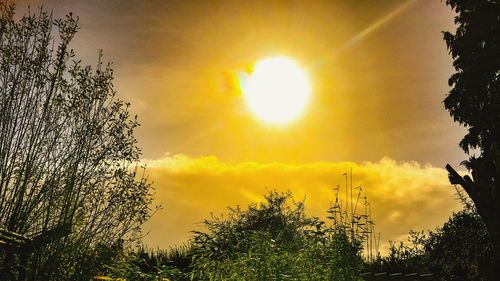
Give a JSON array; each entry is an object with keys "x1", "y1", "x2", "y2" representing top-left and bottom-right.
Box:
[{"x1": 241, "y1": 57, "x2": 311, "y2": 125}]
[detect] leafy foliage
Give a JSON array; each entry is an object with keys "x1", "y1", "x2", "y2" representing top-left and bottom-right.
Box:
[
  {"x1": 369, "y1": 203, "x2": 492, "y2": 280},
  {"x1": 0, "y1": 2, "x2": 154, "y2": 280},
  {"x1": 442, "y1": 1, "x2": 500, "y2": 278},
  {"x1": 189, "y1": 191, "x2": 363, "y2": 281},
  {"x1": 426, "y1": 209, "x2": 491, "y2": 281},
  {"x1": 104, "y1": 246, "x2": 189, "y2": 281},
  {"x1": 373, "y1": 230, "x2": 430, "y2": 274},
  {"x1": 93, "y1": 190, "x2": 494, "y2": 281},
  {"x1": 443, "y1": 0, "x2": 500, "y2": 157},
  {"x1": 103, "y1": 191, "x2": 365, "y2": 280}
]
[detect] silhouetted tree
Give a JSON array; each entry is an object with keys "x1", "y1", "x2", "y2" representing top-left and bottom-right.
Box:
[
  {"x1": 442, "y1": 0, "x2": 500, "y2": 277},
  {"x1": 0, "y1": 2, "x2": 153, "y2": 280}
]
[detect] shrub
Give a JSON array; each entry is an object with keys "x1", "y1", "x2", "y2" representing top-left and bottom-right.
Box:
[{"x1": 189, "y1": 191, "x2": 363, "y2": 281}]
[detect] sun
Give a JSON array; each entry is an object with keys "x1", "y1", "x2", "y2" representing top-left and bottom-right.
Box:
[{"x1": 241, "y1": 57, "x2": 311, "y2": 125}]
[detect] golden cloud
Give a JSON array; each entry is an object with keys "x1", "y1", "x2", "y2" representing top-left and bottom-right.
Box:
[{"x1": 141, "y1": 155, "x2": 463, "y2": 253}]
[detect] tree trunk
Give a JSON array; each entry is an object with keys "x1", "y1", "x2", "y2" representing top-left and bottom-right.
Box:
[{"x1": 446, "y1": 164, "x2": 500, "y2": 280}]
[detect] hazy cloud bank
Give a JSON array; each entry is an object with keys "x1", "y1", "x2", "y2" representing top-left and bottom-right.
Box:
[{"x1": 141, "y1": 155, "x2": 462, "y2": 253}]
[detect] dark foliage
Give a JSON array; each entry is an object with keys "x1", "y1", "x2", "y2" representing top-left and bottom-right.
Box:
[
  {"x1": 0, "y1": 2, "x2": 154, "y2": 280},
  {"x1": 368, "y1": 201, "x2": 492, "y2": 280},
  {"x1": 189, "y1": 191, "x2": 363, "y2": 280},
  {"x1": 442, "y1": 0, "x2": 500, "y2": 278},
  {"x1": 426, "y1": 210, "x2": 491, "y2": 280},
  {"x1": 107, "y1": 191, "x2": 365, "y2": 280},
  {"x1": 443, "y1": 0, "x2": 500, "y2": 157},
  {"x1": 104, "y1": 246, "x2": 192, "y2": 281}
]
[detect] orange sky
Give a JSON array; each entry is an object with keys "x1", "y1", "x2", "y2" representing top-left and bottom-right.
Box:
[{"x1": 15, "y1": 0, "x2": 467, "y2": 252}]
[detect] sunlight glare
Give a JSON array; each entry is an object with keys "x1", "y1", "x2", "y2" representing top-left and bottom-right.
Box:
[{"x1": 242, "y1": 57, "x2": 311, "y2": 125}]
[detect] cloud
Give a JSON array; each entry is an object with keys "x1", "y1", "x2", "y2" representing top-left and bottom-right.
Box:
[{"x1": 141, "y1": 155, "x2": 462, "y2": 253}]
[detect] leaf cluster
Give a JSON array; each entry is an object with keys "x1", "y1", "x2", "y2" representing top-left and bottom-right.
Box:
[
  {"x1": 443, "y1": 0, "x2": 500, "y2": 161},
  {"x1": 369, "y1": 208, "x2": 492, "y2": 281}
]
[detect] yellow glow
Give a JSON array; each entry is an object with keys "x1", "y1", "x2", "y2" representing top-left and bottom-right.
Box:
[{"x1": 242, "y1": 57, "x2": 311, "y2": 125}]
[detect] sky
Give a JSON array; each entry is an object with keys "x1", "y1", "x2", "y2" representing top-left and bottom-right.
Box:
[{"x1": 15, "y1": 0, "x2": 467, "y2": 252}]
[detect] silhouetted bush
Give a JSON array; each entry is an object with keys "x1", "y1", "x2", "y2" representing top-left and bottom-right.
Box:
[
  {"x1": 189, "y1": 191, "x2": 363, "y2": 280},
  {"x1": 104, "y1": 246, "x2": 190, "y2": 281},
  {"x1": 368, "y1": 195, "x2": 492, "y2": 280}
]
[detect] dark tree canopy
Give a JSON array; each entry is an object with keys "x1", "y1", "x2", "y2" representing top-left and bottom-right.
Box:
[
  {"x1": 444, "y1": 0, "x2": 500, "y2": 159},
  {"x1": 443, "y1": 0, "x2": 500, "y2": 279}
]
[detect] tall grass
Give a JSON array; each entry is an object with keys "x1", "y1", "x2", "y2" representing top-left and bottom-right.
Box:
[{"x1": 103, "y1": 190, "x2": 377, "y2": 280}]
